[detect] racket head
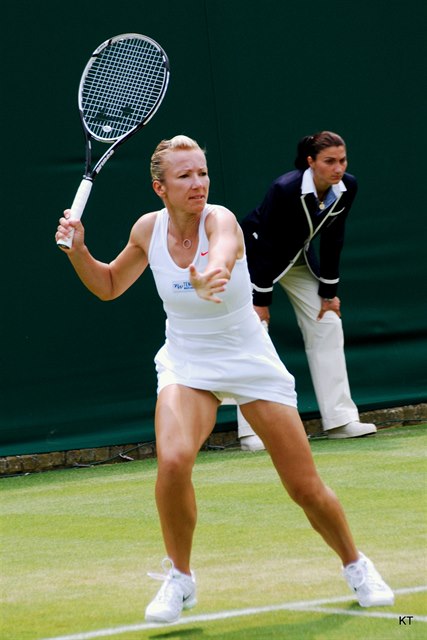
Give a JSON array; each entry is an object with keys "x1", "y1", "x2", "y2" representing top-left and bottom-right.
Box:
[{"x1": 78, "y1": 33, "x2": 170, "y2": 143}]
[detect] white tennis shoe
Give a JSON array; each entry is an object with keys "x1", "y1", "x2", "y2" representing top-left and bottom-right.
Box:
[
  {"x1": 328, "y1": 421, "x2": 377, "y2": 439},
  {"x1": 240, "y1": 434, "x2": 265, "y2": 451},
  {"x1": 343, "y1": 552, "x2": 395, "y2": 607},
  {"x1": 145, "y1": 558, "x2": 197, "y2": 623}
]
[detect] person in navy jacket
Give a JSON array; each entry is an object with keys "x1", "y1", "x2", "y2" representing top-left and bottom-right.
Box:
[{"x1": 237, "y1": 131, "x2": 376, "y2": 449}]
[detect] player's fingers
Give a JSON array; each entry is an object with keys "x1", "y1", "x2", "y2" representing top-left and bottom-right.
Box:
[
  {"x1": 55, "y1": 228, "x2": 69, "y2": 249},
  {"x1": 59, "y1": 217, "x2": 81, "y2": 230},
  {"x1": 205, "y1": 266, "x2": 229, "y2": 281},
  {"x1": 203, "y1": 292, "x2": 223, "y2": 303},
  {"x1": 188, "y1": 264, "x2": 201, "y2": 282},
  {"x1": 210, "y1": 277, "x2": 228, "y2": 287},
  {"x1": 209, "y1": 286, "x2": 226, "y2": 295},
  {"x1": 57, "y1": 220, "x2": 72, "y2": 235}
]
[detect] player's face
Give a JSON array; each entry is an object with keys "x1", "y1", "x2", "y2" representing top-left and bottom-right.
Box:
[
  {"x1": 308, "y1": 145, "x2": 348, "y2": 190},
  {"x1": 155, "y1": 149, "x2": 210, "y2": 213}
]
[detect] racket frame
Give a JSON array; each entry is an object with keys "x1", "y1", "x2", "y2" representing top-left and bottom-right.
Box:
[{"x1": 58, "y1": 33, "x2": 170, "y2": 249}]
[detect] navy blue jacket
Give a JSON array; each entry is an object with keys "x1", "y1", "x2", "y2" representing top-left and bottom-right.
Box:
[{"x1": 241, "y1": 169, "x2": 358, "y2": 306}]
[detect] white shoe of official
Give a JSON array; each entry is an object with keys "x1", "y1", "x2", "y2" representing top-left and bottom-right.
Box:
[
  {"x1": 343, "y1": 552, "x2": 395, "y2": 607},
  {"x1": 145, "y1": 558, "x2": 197, "y2": 623},
  {"x1": 240, "y1": 434, "x2": 265, "y2": 451},
  {"x1": 327, "y1": 421, "x2": 377, "y2": 439}
]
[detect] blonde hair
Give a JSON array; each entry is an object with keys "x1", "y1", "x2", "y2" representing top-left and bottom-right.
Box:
[{"x1": 150, "y1": 135, "x2": 204, "y2": 182}]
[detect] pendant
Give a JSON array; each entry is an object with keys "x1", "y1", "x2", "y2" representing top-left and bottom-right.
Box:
[
  {"x1": 183, "y1": 239, "x2": 192, "y2": 249},
  {"x1": 318, "y1": 201, "x2": 325, "y2": 211}
]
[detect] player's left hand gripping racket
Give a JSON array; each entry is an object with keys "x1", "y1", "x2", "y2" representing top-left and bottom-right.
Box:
[{"x1": 57, "y1": 33, "x2": 170, "y2": 249}]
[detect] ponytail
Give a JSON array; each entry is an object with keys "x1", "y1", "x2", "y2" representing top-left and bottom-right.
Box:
[
  {"x1": 294, "y1": 136, "x2": 315, "y2": 170},
  {"x1": 294, "y1": 131, "x2": 346, "y2": 170}
]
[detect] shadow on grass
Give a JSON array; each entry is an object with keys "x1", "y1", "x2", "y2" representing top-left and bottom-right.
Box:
[
  {"x1": 147, "y1": 611, "x2": 349, "y2": 639},
  {"x1": 149, "y1": 629, "x2": 204, "y2": 639}
]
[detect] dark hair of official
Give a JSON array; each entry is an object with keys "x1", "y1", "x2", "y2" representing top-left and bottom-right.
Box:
[{"x1": 294, "y1": 131, "x2": 346, "y2": 170}]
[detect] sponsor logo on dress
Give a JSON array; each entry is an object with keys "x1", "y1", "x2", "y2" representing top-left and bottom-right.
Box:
[{"x1": 172, "y1": 280, "x2": 194, "y2": 291}]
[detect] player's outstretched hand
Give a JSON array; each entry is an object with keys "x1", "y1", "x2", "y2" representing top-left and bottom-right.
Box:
[{"x1": 189, "y1": 264, "x2": 229, "y2": 303}]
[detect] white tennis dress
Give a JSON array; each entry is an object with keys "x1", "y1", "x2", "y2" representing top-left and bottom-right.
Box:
[{"x1": 148, "y1": 205, "x2": 297, "y2": 407}]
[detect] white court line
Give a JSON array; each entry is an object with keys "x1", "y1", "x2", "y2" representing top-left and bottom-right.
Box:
[{"x1": 38, "y1": 585, "x2": 427, "y2": 640}]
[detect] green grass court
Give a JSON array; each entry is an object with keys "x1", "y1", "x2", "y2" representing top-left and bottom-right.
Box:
[{"x1": 1, "y1": 424, "x2": 426, "y2": 640}]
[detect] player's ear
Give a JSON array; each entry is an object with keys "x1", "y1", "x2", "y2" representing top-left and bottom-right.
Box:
[{"x1": 152, "y1": 180, "x2": 165, "y2": 197}]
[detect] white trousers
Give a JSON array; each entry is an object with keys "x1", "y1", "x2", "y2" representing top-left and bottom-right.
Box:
[{"x1": 237, "y1": 264, "x2": 360, "y2": 435}]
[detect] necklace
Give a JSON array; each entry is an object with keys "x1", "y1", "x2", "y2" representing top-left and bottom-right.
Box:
[
  {"x1": 167, "y1": 218, "x2": 195, "y2": 249},
  {"x1": 317, "y1": 187, "x2": 330, "y2": 211}
]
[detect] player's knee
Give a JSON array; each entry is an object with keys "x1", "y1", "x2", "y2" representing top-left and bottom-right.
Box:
[
  {"x1": 158, "y1": 448, "x2": 194, "y2": 478},
  {"x1": 287, "y1": 476, "x2": 325, "y2": 509}
]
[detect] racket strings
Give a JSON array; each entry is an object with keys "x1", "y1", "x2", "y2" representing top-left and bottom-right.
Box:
[{"x1": 82, "y1": 37, "x2": 168, "y2": 141}]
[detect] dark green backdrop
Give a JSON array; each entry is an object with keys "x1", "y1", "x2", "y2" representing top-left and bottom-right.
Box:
[{"x1": 2, "y1": 0, "x2": 426, "y2": 456}]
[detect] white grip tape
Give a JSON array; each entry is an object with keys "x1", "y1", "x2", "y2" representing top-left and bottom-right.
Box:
[
  {"x1": 70, "y1": 178, "x2": 93, "y2": 220},
  {"x1": 57, "y1": 178, "x2": 93, "y2": 249}
]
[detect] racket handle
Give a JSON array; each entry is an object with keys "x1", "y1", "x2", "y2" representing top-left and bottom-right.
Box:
[{"x1": 57, "y1": 178, "x2": 93, "y2": 249}]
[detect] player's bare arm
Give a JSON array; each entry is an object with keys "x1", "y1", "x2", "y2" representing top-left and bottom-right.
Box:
[
  {"x1": 205, "y1": 205, "x2": 244, "y2": 275},
  {"x1": 189, "y1": 206, "x2": 243, "y2": 303},
  {"x1": 62, "y1": 211, "x2": 156, "y2": 301}
]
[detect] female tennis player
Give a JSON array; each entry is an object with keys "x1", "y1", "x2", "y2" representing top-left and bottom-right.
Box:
[{"x1": 56, "y1": 135, "x2": 394, "y2": 624}]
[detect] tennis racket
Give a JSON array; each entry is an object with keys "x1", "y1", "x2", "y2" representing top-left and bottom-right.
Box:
[{"x1": 57, "y1": 33, "x2": 170, "y2": 249}]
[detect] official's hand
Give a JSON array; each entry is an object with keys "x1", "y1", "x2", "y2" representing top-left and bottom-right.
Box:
[
  {"x1": 317, "y1": 296, "x2": 341, "y2": 320},
  {"x1": 189, "y1": 264, "x2": 229, "y2": 303},
  {"x1": 253, "y1": 305, "x2": 270, "y2": 327}
]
